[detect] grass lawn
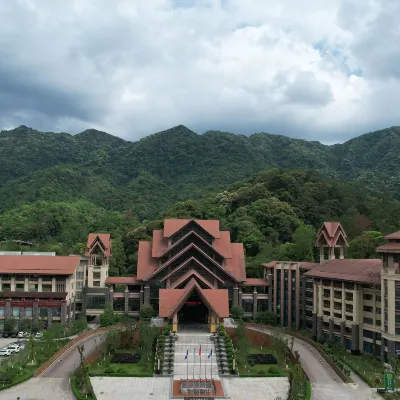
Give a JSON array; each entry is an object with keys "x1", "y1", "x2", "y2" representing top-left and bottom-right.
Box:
[
  {"x1": 0, "y1": 338, "x2": 70, "y2": 391},
  {"x1": 237, "y1": 345, "x2": 290, "y2": 377},
  {"x1": 335, "y1": 349, "x2": 386, "y2": 387},
  {"x1": 89, "y1": 347, "x2": 154, "y2": 377}
]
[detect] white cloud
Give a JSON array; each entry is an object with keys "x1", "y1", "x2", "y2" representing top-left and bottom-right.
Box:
[{"x1": 0, "y1": 0, "x2": 398, "y2": 143}]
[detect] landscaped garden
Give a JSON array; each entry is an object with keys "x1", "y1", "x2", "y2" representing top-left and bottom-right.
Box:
[{"x1": 0, "y1": 327, "x2": 70, "y2": 390}]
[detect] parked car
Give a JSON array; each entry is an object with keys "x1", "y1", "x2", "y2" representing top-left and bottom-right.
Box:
[
  {"x1": 17, "y1": 331, "x2": 25, "y2": 338},
  {"x1": 0, "y1": 348, "x2": 12, "y2": 356},
  {"x1": 2, "y1": 332, "x2": 9, "y2": 338},
  {"x1": 18, "y1": 343, "x2": 25, "y2": 350},
  {"x1": 10, "y1": 332, "x2": 18, "y2": 338},
  {"x1": 7, "y1": 344, "x2": 20, "y2": 353},
  {"x1": 35, "y1": 332, "x2": 43, "y2": 338}
]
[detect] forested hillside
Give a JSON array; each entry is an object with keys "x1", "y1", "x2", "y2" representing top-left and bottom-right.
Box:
[{"x1": 1, "y1": 125, "x2": 400, "y2": 276}]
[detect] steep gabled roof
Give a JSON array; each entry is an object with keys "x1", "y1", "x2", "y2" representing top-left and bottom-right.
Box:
[
  {"x1": 86, "y1": 233, "x2": 111, "y2": 256},
  {"x1": 163, "y1": 219, "x2": 221, "y2": 239},
  {"x1": 316, "y1": 222, "x2": 348, "y2": 247},
  {"x1": 159, "y1": 278, "x2": 229, "y2": 318}
]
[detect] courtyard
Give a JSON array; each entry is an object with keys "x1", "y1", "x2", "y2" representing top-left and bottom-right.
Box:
[{"x1": 91, "y1": 376, "x2": 290, "y2": 400}]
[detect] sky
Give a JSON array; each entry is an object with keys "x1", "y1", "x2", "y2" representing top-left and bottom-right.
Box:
[{"x1": 0, "y1": 0, "x2": 399, "y2": 144}]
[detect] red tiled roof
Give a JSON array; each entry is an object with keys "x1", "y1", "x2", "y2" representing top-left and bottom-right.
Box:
[
  {"x1": 214, "y1": 231, "x2": 232, "y2": 258},
  {"x1": 201, "y1": 289, "x2": 229, "y2": 317},
  {"x1": 163, "y1": 219, "x2": 221, "y2": 239},
  {"x1": 225, "y1": 243, "x2": 246, "y2": 281},
  {"x1": 105, "y1": 277, "x2": 138, "y2": 285},
  {"x1": 299, "y1": 262, "x2": 319, "y2": 270},
  {"x1": 376, "y1": 243, "x2": 400, "y2": 252},
  {"x1": 316, "y1": 222, "x2": 348, "y2": 248},
  {"x1": 137, "y1": 241, "x2": 159, "y2": 280},
  {"x1": 384, "y1": 231, "x2": 400, "y2": 240},
  {"x1": 86, "y1": 233, "x2": 111, "y2": 256},
  {"x1": 152, "y1": 230, "x2": 169, "y2": 257},
  {"x1": 303, "y1": 259, "x2": 381, "y2": 284},
  {"x1": 243, "y1": 278, "x2": 269, "y2": 286},
  {"x1": 0, "y1": 291, "x2": 67, "y2": 299},
  {"x1": 159, "y1": 279, "x2": 229, "y2": 318},
  {"x1": 0, "y1": 255, "x2": 80, "y2": 275}
]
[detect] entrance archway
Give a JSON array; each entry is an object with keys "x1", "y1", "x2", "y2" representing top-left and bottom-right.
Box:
[{"x1": 178, "y1": 292, "x2": 208, "y2": 327}]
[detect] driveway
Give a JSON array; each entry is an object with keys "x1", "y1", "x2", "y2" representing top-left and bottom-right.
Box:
[
  {"x1": 247, "y1": 326, "x2": 380, "y2": 400},
  {"x1": 0, "y1": 331, "x2": 106, "y2": 400}
]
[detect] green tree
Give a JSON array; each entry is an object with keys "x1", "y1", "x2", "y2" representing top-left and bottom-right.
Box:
[
  {"x1": 4, "y1": 318, "x2": 16, "y2": 333},
  {"x1": 293, "y1": 225, "x2": 316, "y2": 261},
  {"x1": 100, "y1": 301, "x2": 115, "y2": 327},
  {"x1": 348, "y1": 231, "x2": 384, "y2": 259},
  {"x1": 255, "y1": 311, "x2": 279, "y2": 326},
  {"x1": 230, "y1": 306, "x2": 244, "y2": 320},
  {"x1": 20, "y1": 318, "x2": 32, "y2": 332},
  {"x1": 139, "y1": 304, "x2": 154, "y2": 321}
]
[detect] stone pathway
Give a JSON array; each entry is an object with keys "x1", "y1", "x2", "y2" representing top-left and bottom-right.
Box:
[{"x1": 174, "y1": 331, "x2": 219, "y2": 379}]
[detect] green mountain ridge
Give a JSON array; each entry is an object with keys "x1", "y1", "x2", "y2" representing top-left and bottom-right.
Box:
[{"x1": 1, "y1": 124, "x2": 400, "y2": 222}]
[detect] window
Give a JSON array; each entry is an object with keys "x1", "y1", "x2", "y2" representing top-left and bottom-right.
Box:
[
  {"x1": 128, "y1": 298, "x2": 140, "y2": 311},
  {"x1": 323, "y1": 289, "x2": 330, "y2": 297},
  {"x1": 114, "y1": 298, "x2": 125, "y2": 312},
  {"x1": 93, "y1": 272, "x2": 101, "y2": 280},
  {"x1": 76, "y1": 281, "x2": 83, "y2": 290},
  {"x1": 12, "y1": 307, "x2": 19, "y2": 317},
  {"x1": 346, "y1": 293, "x2": 353, "y2": 301},
  {"x1": 52, "y1": 308, "x2": 61, "y2": 317},
  {"x1": 16, "y1": 283, "x2": 24, "y2": 291},
  {"x1": 363, "y1": 329, "x2": 373, "y2": 339},
  {"x1": 25, "y1": 307, "x2": 32, "y2": 317},
  {"x1": 363, "y1": 317, "x2": 373, "y2": 325},
  {"x1": 76, "y1": 271, "x2": 84, "y2": 280},
  {"x1": 363, "y1": 293, "x2": 373, "y2": 301},
  {"x1": 257, "y1": 299, "x2": 268, "y2": 312},
  {"x1": 93, "y1": 281, "x2": 100, "y2": 287},
  {"x1": 86, "y1": 295, "x2": 106, "y2": 309},
  {"x1": 364, "y1": 306, "x2": 373, "y2": 313},
  {"x1": 346, "y1": 305, "x2": 353, "y2": 313},
  {"x1": 0, "y1": 307, "x2": 4, "y2": 317},
  {"x1": 243, "y1": 300, "x2": 253, "y2": 313}
]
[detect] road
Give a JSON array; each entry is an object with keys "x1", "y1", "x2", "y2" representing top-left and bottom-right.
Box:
[
  {"x1": 0, "y1": 331, "x2": 105, "y2": 400},
  {"x1": 247, "y1": 326, "x2": 381, "y2": 400}
]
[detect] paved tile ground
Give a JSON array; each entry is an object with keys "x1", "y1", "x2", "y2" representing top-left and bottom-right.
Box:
[
  {"x1": 0, "y1": 377, "x2": 75, "y2": 400},
  {"x1": 222, "y1": 377, "x2": 289, "y2": 400},
  {"x1": 174, "y1": 332, "x2": 218, "y2": 379},
  {"x1": 92, "y1": 377, "x2": 171, "y2": 400}
]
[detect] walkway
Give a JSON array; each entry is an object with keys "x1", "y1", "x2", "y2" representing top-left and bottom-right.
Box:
[
  {"x1": 247, "y1": 326, "x2": 380, "y2": 400},
  {"x1": 174, "y1": 331, "x2": 218, "y2": 379},
  {"x1": 0, "y1": 330, "x2": 106, "y2": 400}
]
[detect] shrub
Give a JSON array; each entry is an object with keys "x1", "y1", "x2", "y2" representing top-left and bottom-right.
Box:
[
  {"x1": 269, "y1": 366, "x2": 279, "y2": 374},
  {"x1": 162, "y1": 326, "x2": 170, "y2": 335},
  {"x1": 104, "y1": 367, "x2": 114, "y2": 374},
  {"x1": 140, "y1": 304, "x2": 154, "y2": 320},
  {"x1": 255, "y1": 311, "x2": 279, "y2": 326},
  {"x1": 230, "y1": 306, "x2": 244, "y2": 320}
]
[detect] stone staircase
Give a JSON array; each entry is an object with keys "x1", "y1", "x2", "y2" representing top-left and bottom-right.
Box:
[
  {"x1": 161, "y1": 334, "x2": 176, "y2": 376},
  {"x1": 213, "y1": 334, "x2": 230, "y2": 375},
  {"x1": 173, "y1": 332, "x2": 219, "y2": 379}
]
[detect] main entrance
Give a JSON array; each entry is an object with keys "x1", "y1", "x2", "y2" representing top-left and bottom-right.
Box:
[{"x1": 178, "y1": 292, "x2": 208, "y2": 325}]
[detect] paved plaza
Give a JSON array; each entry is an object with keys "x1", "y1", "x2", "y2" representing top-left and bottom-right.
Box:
[{"x1": 91, "y1": 376, "x2": 290, "y2": 399}]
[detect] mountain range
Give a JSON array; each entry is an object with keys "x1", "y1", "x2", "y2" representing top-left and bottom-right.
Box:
[{"x1": 1, "y1": 124, "x2": 400, "y2": 221}]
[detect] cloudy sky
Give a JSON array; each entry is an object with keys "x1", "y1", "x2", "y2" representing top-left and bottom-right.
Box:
[{"x1": 0, "y1": 0, "x2": 399, "y2": 143}]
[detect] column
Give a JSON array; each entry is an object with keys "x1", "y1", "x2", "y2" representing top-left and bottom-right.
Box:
[
  {"x1": 387, "y1": 340, "x2": 395, "y2": 360},
  {"x1": 172, "y1": 312, "x2": 178, "y2": 333},
  {"x1": 252, "y1": 289, "x2": 258, "y2": 319},
  {"x1": 317, "y1": 285, "x2": 323, "y2": 315},
  {"x1": 312, "y1": 313, "x2": 317, "y2": 339},
  {"x1": 267, "y1": 274, "x2": 273, "y2": 312},
  {"x1": 329, "y1": 318, "x2": 334, "y2": 341},
  {"x1": 109, "y1": 288, "x2": 114, "y2": 309},
  {"x1": 329, "y1": 247, "x2": 335, "y2": 260},
  {"x1": 139, "y1": 287, "x2": 144, "y2": 306},
  {"x1": 38, "y1": 277, "x2": 43, "y2": 292},
  {"x1": 5, "y1": 300, "x2": 11, "y2": 320},
  {"x1": 238, "y1": 288, "x2": 243, "y2": 308},
  {"x1": 339, "y1": 247, "x2": 344, "y2": 260},
  {"x1": 351, "y1": 324, "x2": 360, "y2": 352},
  {"x1": 317, "y1": 316, "x2": 323, "y2": 340},
  {"x1": 124, "y1": 289, "x2": 129, "y2": 314},
  {"x1": 33, "y1": 300, "x2": 39, "y2": 326},
  {"x1": 210, "y1": 313, "x2": 216, "y2": 333},
  {"x1": 341, "y1": 284, "x2": 345, "y2": 319},
  {"x1": 61, "y1": 302, "x2": 67, "y2": 325},
  {"x1": 340, "y1": 321, "x2": 346, "y2": 346},
  {"x1": 47, "y1": 308, "x2": 53, "y2": 327},
  {"x1": 19, "y1": 306, "x2": 25, "y2": 321},
  {"x1": 233, "y1": 285, "x2": 239, "y2": 307},
  {"x1": 319, "y1": 247, "x2": 324, "y2": 264},
  {"x1": 24, "y1": 278, "x2": 29, "y2": 292},
  {"x1": 52, "y1": 278, "x2": 56, "y2": 292},
  {"x1": 353, "y1": 284, "x2": 360, "y2": 324},
  {"x1": 301, "y1": 277, "x2": 306, "y2": 329},
  {"x1": 372, "y1": 331, "x2": 377, "y2": 357},
  {"x1": 144, "y1": 285, "x2": 150, "y2": 305}
]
